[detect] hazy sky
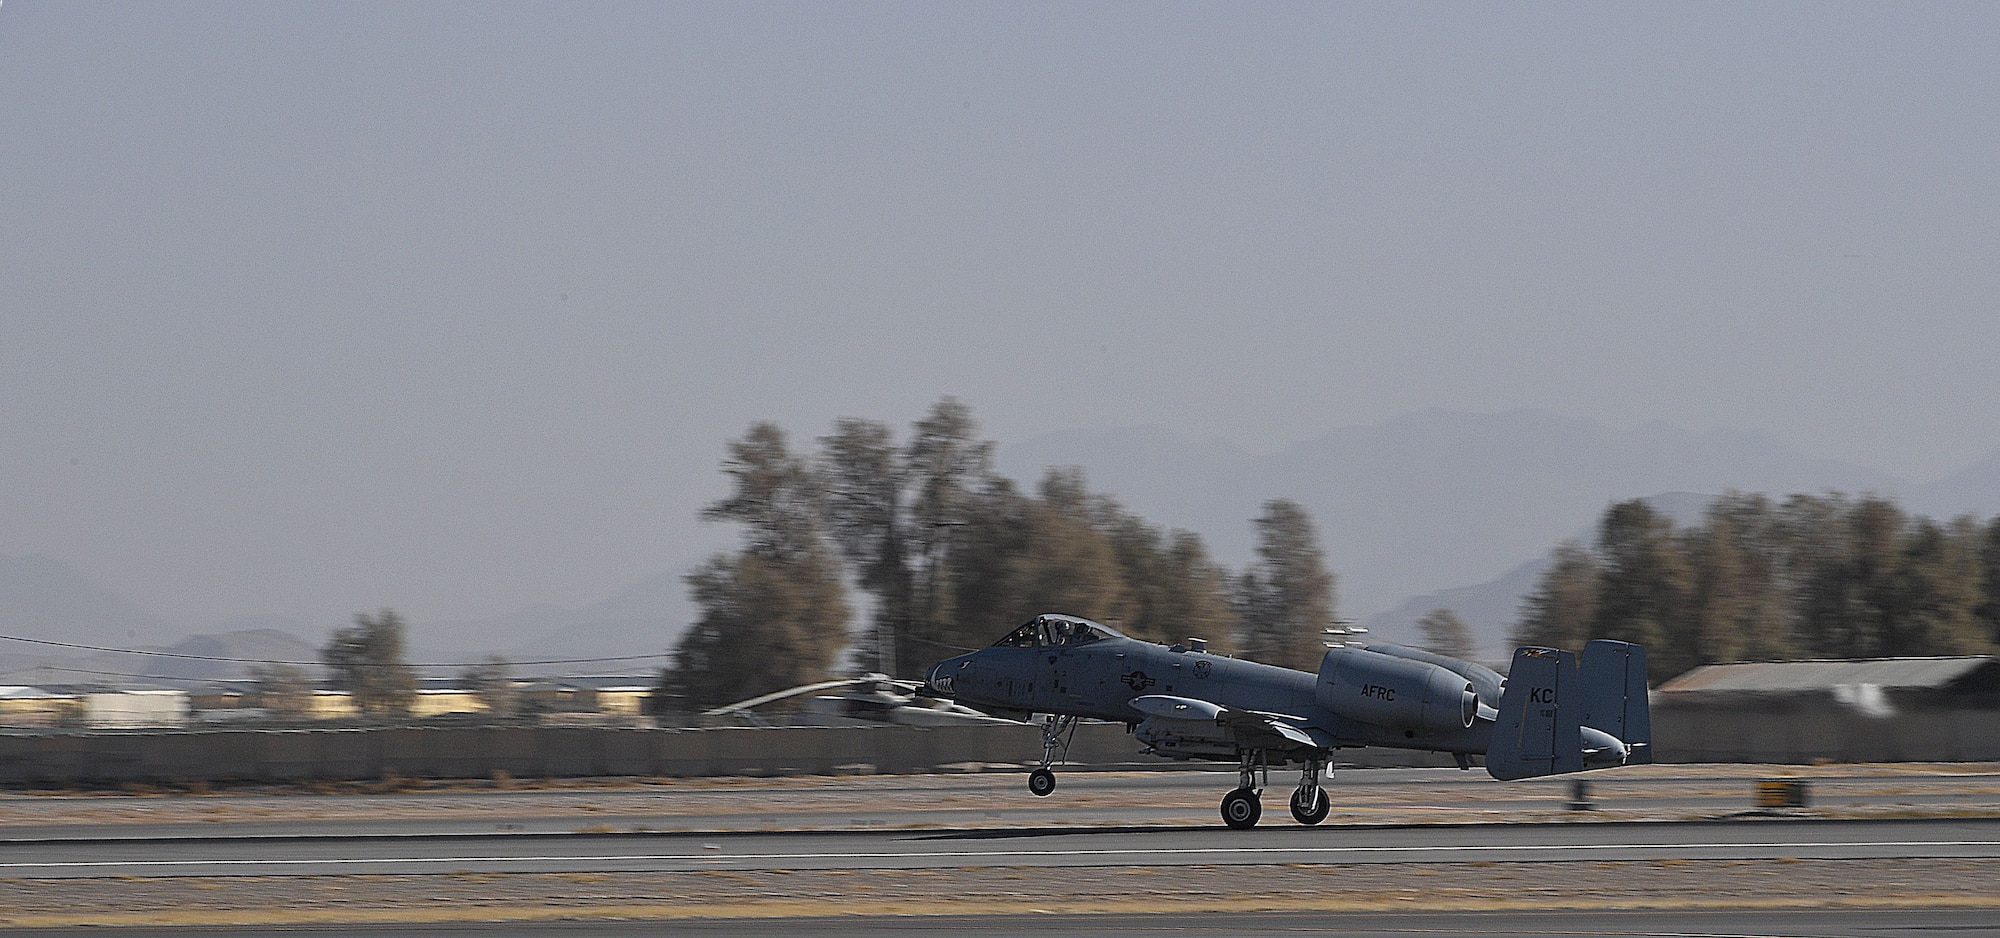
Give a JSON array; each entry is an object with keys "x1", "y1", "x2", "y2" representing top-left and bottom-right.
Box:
[{"x1": 4, "y1": 3, "x2": 1997, "y2": 628}]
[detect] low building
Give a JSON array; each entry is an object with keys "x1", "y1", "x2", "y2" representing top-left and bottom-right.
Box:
[
  {"x1": 410, "y1": 685, "x2": 488, "y2": 718},
  {"x1": 307, "y1": 689, "x2": 360, "y2": 719},
  {"x1": 0, "y1": 686, "x2": 80, "y2": 727},
  {"x1": 1653, "y1": 655, "x2": 2000, "y2": 763},
  {"x1": 81, "y1": 689, "x2": 190, "y2": 729},
  {"x1": 557, "y1": 677, "x2": 655, "y2": 717},
  {"x1": 1658, "y1": 656, "x2": 2000, "y2": 714},
  {"x1": 1, "y1": 676, "x2": 657, "y2": 729}
]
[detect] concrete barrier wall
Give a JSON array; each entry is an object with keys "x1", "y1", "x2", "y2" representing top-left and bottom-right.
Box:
[
  {"x1": 0, "y1": 724, "x2": 1081, "y2": 785},
  {"x1": 1651, "y1": 700, "x2": 2000, "y2": 764},
  {"x1": 1, "y1": 704, "x2": 1993, "y2": 785}
]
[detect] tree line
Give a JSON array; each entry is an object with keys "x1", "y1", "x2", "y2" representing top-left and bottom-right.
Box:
[
  {"x1": 1513, "y1": 492, "x2": 2000, "y2": 682},
  {"x1": 660, "y1": 399, "x2": 1341, "y2": 711},
  {"x1": 247, "y1": 610, "x2": 518, "y2": 719}
]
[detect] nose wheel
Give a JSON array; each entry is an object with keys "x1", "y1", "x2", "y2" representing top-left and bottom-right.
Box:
[{"x1": 1025, "y1": 714, "x2": 1076, "y2": 797}]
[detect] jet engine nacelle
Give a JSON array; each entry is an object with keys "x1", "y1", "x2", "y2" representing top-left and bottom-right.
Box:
[{"x1": 1315, "y1": 646, "x2": 1477, "y2": 734}]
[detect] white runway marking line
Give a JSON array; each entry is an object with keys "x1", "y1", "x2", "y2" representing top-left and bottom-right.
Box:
[{"x1": 5, "y1": 840, "x2": 2000, "y2": 872}]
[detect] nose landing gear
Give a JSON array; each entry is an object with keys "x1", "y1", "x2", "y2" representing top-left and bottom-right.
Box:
[{"x1": 1027, "y1": 714, "x2": 1077, "y2": 797}]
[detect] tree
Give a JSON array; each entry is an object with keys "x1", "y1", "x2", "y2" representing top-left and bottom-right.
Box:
[
  {"x1": 938, "y1": 466, "x2": 1238, "y2": 653},
  {"x1": 1689, "y1": 492, "x2": 1793, "y2": 662},
  {"x1": 995, "y1": 470, "x2": 1133, "y2": 629},
  {"x1": 1151, "y1": 530, "x2": 1238, "y2": 651},
  {"x1": 819, "y1": 417, "x2": 911, "y2": 673},
  {"x1": 1844, "y1": 496, "x2": 1907, "y2": 658},
  {"x1": 665, "y1": 423, "x2": 850, "y2": 710},
  {"x1": 1779, "y1": 493, "x2": 1854, "y2": 658},
  {"x1": 1979, "y1": 517, "x2": 2000, "y2": 645},
  {"x1": 457, "y1": 656, "x2": 519, "y2": 718},
  {"x1": 1233, "y1": 499, "x2": 1339, "y2": 671},
  {"x1": 1515, "y1": 493, "x2": 2000, "y2": 682},
  {"x1": 817, "y1": 398, "x2": 996, "y2": 677},
  {"x1": 668, "y1": 549, "x2": 850, "y2": 709},
  {"x1": 1415, "y1": 608, "x2": 1474, "y2": 661},
  {"x1": 249, "y1": 663, "x2": 315, "y2": 717},
  {"x1": 1513, "y1": 541, "x2": 1600, "y2": 651},
  {"x1": 1890, "y1": 516, "x2": 1988, "y2": 656},
  {"x1": 703, "y1": 422, "x2": 827, "y2": 563},
  {"x1": 899, "y1": 398, "x2": 996, "y2": 675},
  {"x1": 1096, "y1": 502, "x2": 1235, "y2": 650},
  {"x1": 1592, "y1": 500, "x2": 1695, "y2": 681},
  {"x1": 320, "y1": 609, "x2": 418, "y2": 716}
]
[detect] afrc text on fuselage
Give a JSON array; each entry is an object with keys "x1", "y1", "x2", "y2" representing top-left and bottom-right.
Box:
[{"x1": 924, "y1": 614, "x2": 1650, "y2": 829}]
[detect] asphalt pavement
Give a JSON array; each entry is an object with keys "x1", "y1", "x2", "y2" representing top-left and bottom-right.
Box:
[
  {"x1": 3, "y1": 764, "x2": 1995, "y2": 839},
  {"x1": 4, "y1": 815, "x2": 1999, "y2": 877},
  {"x1": 3, "y1": 765, "x2": 1998, "y2": 933}
]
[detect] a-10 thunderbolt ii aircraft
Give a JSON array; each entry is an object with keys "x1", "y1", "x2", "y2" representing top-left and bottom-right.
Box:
[{"x1": 923, "y1": 614, "x2": 1650, "y2": 829}]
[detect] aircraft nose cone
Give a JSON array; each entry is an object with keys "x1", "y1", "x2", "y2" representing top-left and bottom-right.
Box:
[{"x1": 926, "y1": 655, "x2": 969, "y2": 698}]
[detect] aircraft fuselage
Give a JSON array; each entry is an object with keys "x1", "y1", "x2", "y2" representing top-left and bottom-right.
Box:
[{"x1": 926, "y1": 617, "x2": 1499, "y2": 762}]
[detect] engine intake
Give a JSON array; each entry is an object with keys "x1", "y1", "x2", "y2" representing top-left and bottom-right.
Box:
[{"x1": 1315, "y1": 646, "x2": 1477, "y2": 734}]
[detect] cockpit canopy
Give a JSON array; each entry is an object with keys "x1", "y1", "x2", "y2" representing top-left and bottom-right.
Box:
[{"x1": 991, "y1": 615, "x2": 1125, "y2": 649}]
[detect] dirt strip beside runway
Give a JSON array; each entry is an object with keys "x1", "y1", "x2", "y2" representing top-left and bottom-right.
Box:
[{"x1": 2, "y1": 858, "x2": 1998, "y2": 928}]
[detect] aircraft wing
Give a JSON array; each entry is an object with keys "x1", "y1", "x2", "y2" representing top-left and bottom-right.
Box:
[
  {"x1": 1217, "y1": 707, "x2": 1319, "y2": 750},
  {"x1": 1131, "y1": 694, "x2": 1324, "y2": 753}
]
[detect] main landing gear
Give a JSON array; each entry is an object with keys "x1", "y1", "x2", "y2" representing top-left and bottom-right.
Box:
[
  {"x1": 1027, "y1": 714, "x2": 1077, "y2": 797},
  {"x1": 1221, "y1": 750, "x2": 1330, "y2": 829},
  {"x1": 1290, "y1": 756, "x2": 1330, "y2": 825}
]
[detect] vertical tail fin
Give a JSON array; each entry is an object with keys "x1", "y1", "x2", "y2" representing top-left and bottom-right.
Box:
[
  {"x1": 1486, "y1": 647, "x2": 1582, "y2": 781},
  {"x1": 1579, "y1": 639, "x2": 1652, "y2": 765}
]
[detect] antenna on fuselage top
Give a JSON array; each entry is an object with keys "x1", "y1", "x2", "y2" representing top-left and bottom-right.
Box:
[{"x1": 1322, "y1": 618, "x2": 1366, "y2": 648}]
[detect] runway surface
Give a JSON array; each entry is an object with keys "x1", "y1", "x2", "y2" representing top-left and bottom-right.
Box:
[
  {"x1": 3, "y1": 766, "x2": 1999, "y2": 933},
  {"x1": 4, "y1": 764, "x2": 1996, "y2": 840},
  {"x1": 4, "y1": 816, "x2": 1999, "y2": 877}
]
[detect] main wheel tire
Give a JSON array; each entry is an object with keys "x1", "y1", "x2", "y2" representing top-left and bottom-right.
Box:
[
  {"x1": 1028, "y1": 768, "x2": 1057, "y2": 797},
  {"x1": 1220, "y1": 788, "x2": 1262, "y2": 829},
  {"x1": 1290, "y1": 787, "x2": 1331, "y2": 825}
]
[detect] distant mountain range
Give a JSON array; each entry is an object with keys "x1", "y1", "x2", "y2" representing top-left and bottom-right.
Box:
[
  {"x1": 0, "y1": 555, "x2": 690, "y2": 687},
  {"x1": 7, "y1": 409, "x2": 1998, "y2": 685}
]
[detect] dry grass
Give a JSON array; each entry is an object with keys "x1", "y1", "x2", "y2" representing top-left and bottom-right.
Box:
[{"x1": 2, "y1": 859, "x2": 1999, "y2": 928}]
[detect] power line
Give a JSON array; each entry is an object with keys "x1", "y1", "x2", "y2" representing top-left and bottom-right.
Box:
[
  {"x1": 901, "y1": 634, "x2": 982, "y2": 654},
  {"x1": 0, "y1": 634, "x2": 673, "y2": 669},
  {"x1": 0, "y1": 664, "x2": 228, "y2": 685}
]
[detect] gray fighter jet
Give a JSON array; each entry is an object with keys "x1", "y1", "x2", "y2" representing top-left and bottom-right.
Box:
[{"x1": 924, "y1": 614, "x2": 1650, "y2": 828}]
